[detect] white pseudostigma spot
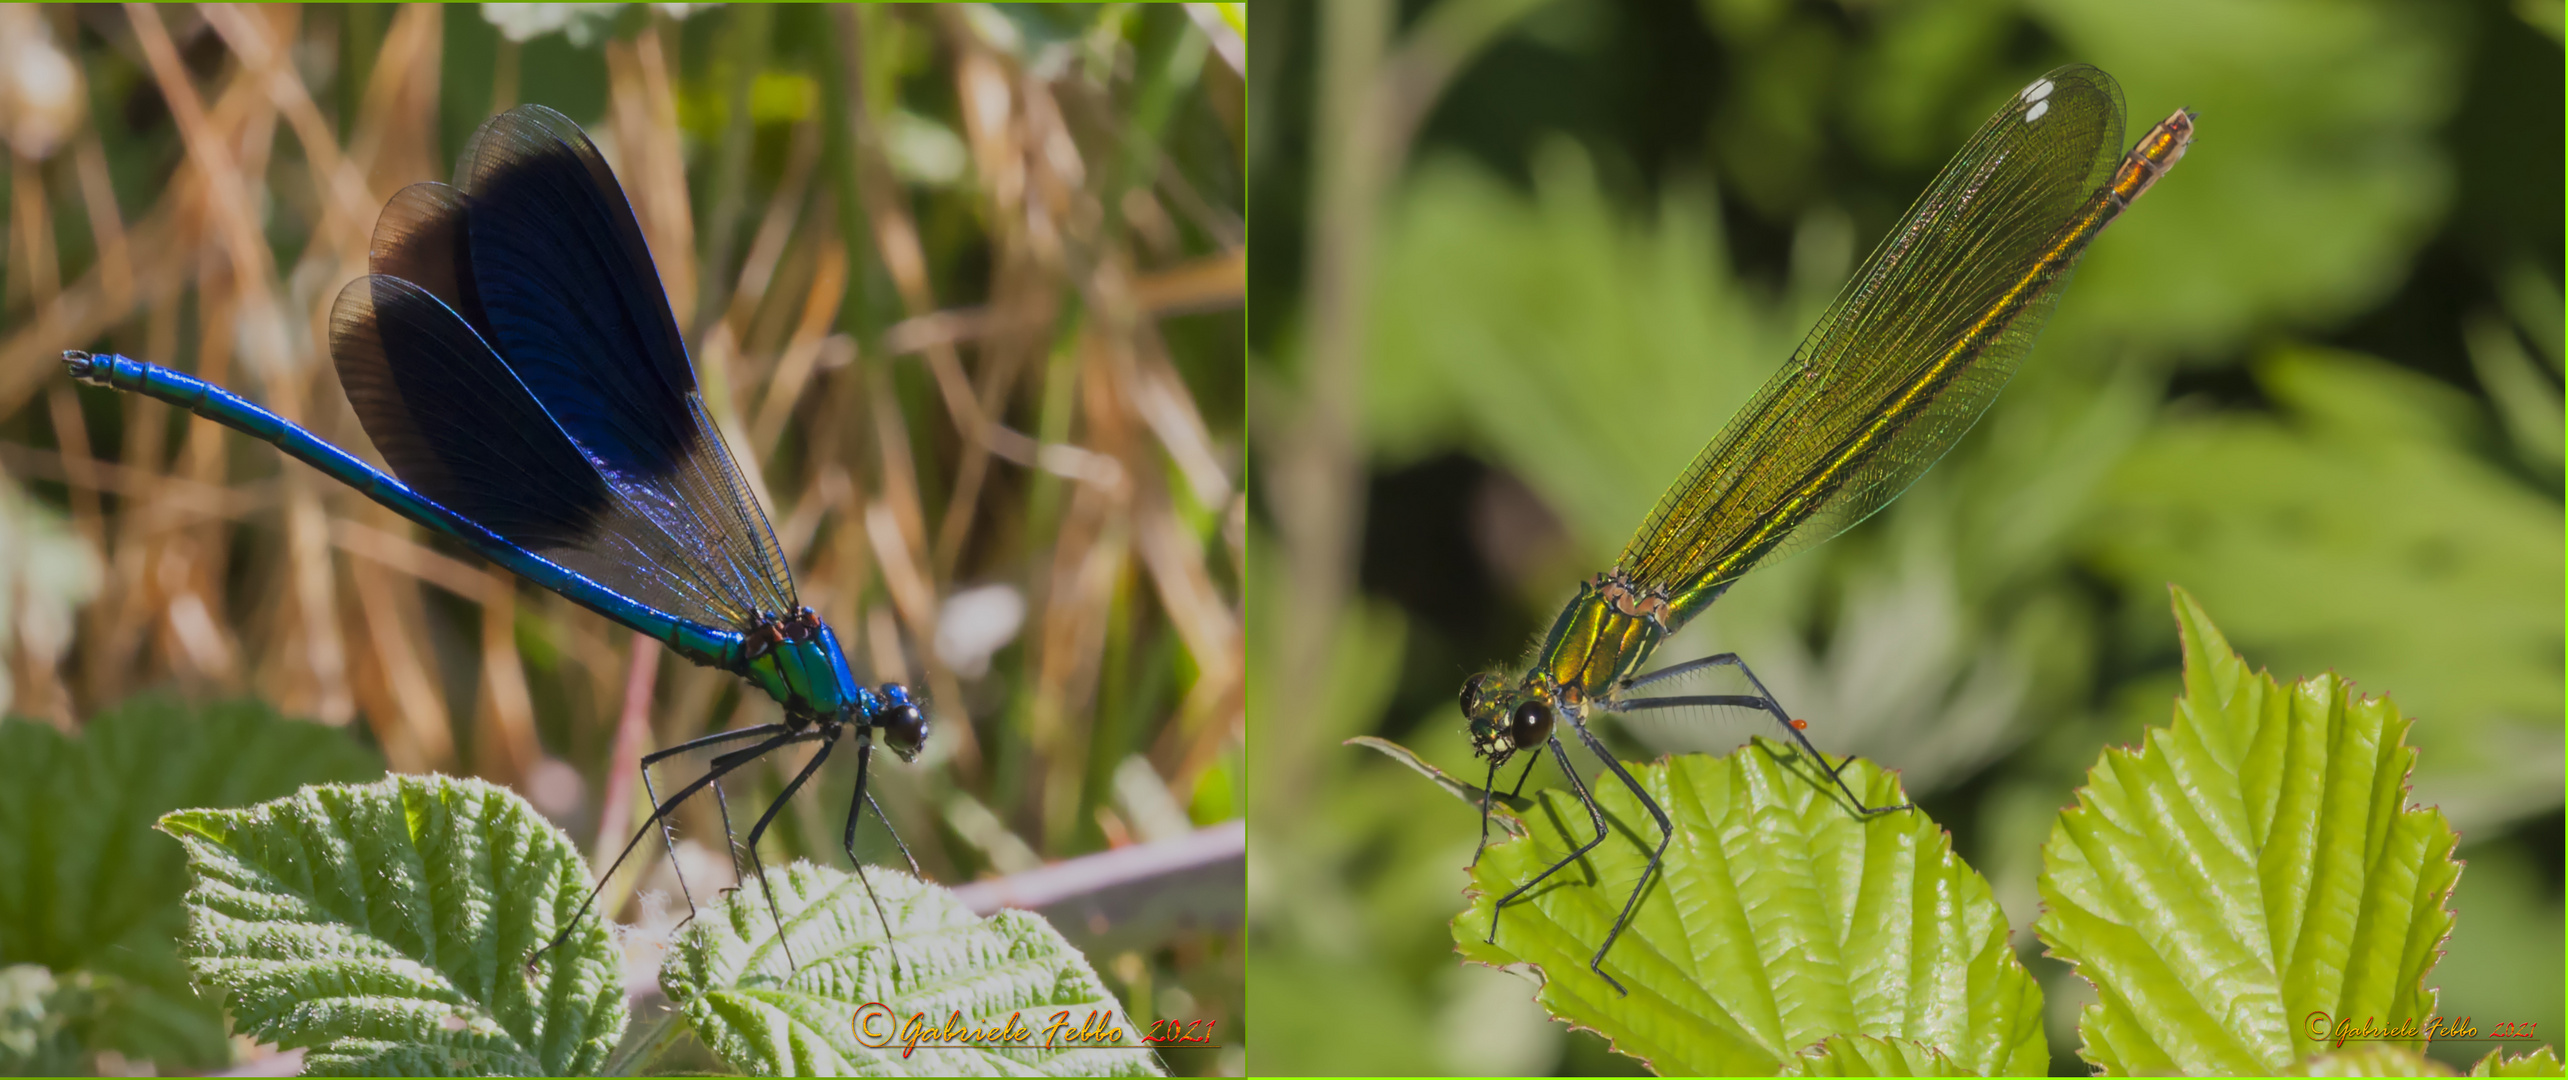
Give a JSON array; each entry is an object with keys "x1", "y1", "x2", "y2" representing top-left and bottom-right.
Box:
[
  {"x1": 2022, "y1": 77, "x2": 2055, "y2": 103},
  {"x1": 2026, "y1": 99, "x2": 2050, "y2": 123}
]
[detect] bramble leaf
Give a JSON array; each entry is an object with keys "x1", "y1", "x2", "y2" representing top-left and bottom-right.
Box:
[
  {"x1": 660, "y1": 862, "x2": 1162, "y2": 1077},
  {"x1": 2035, "y1": 586, "x2": 2461, "y2": 1074},
  {"x1": 160, "y1": 775, "x2": 623, "y2": 1076},
  {"x1": 1454, "y1": 742, "x2": 2042, "y2": 1075},
  {"x1": 2473, "y1": 1045, "x2": 2566, "y2": 1076}
]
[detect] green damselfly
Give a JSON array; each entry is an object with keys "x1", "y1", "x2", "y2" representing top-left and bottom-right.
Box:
[{"x1": 1461, "y1": 64, "x2": 2194, "y2": 995}]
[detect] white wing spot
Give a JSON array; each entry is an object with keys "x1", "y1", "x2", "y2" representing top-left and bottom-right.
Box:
[
  {"x1": 2022, "y1": 78, "x2": 2055, "y2": 103},
  {"x1": 2025, "y1": 100, "x2": 2050, "y2": 123}
]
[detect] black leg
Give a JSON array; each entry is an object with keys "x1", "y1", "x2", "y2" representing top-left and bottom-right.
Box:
[
  {"x1": 740, "y1": 735, "x2": 841, "y2": 973},
  {"x1": 1485, "y1": 738, "x2": 1609, "y2": 956},
  {"x1": 1616, "y1": 652, "x2": 1752, "y2": 692},
  {"x1": 634, "y1": 727, "x2": 776, "y2": 922},
  {"x1": 1615, "y1": 652, "x2": 1911, "y2": 816},
  {"x1": 710, "y1": 778, "x2": 740, "y2": 886},
  {"x1": 1472, "y1": 757, "x2": 1501, "y2": 868},
  {"x1": 1471, "y1": 753, "x2": 1545, "y2": 868},
  {"x1": 693, "y1": 733, "x2": 811, "y2": 902},
  {"x1": 834, "y1": 741, "x2": 912, "y2": 983},
  {"x1": 639, "y1": 753, "x2": 694, "y2": 916},
  {"x1": 1504, "y1": 752, "x2": 1541, "y2": 799},
  {"x1": 1568, "y1": 717, "x2": 1672, "y2": 996},
  {"x1": 529, "y1": 725, "x2": 812, "y2": 969},
  {"x1": 640, "y1": 722, "x2": 797, "y2": 917},
  {"x1": 868, "y1": 792, "x2": 920, "y2": 877},
  {"x1": 839, "y1": 742, "x2": 922, "y2": 877},
  {"x1": 647, "y1": 721, "x2": 801, "y2": 763}
]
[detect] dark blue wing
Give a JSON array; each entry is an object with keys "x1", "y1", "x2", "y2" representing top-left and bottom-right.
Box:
[
  {"x1": 368, "y1": 182, "x2": 483, "y2": 331},
  {"x1": 337, "y1": 104, "x2": 799, "y2": 630},
  {"x1": 331, "y1": 273, "x2": 608, "y2": 550},
  {"x1": 451, "y1": 105, "x2": 698, "y2": 482}
]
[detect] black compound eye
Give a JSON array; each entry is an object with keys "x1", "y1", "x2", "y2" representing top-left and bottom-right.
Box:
[
  {"x1": 1508, "y1": 700, "x2": 1554, "y2": 749},
  {"x1": 881, "y1": 704, "x2": 928, "y2": 760},
  {"x1": 1459, "y1": 673, "x2": 1497, "y2": 716}
]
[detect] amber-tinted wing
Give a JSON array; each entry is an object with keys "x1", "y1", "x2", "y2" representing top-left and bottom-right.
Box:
[{"x1": 1622, "y1": 64, "x2": 2158, "y2": 626}]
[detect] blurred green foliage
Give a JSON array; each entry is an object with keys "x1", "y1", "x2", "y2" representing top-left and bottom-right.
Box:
[
  {"x1": 1249, "y1": 0, "x2": 2557, "y2": 1074},
  {"x1": 2092, "y1": 346, "x2": 2560, "y2": 829},
  {"x1": 0, "y1": 698, "x2": 382, "y2": 1072}
]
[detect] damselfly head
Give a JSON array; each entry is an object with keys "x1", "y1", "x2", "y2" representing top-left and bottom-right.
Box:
[
  {"x1": 1460, "y1": 671, "x2": 1505, "y2": 755},
  {"x1": 875, "y1": 682, "x2": 929, "y2": 762},
  {"x1": 1461, "y1": 671, "x2": 1555, "y2": 760}
]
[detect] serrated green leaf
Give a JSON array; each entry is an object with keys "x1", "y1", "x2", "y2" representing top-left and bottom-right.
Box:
[
  {"x1": 159, "y1": 775, "x2": 624, "y2": 1076},
  {"x1": 1453, "y1": 742, "x2": 2043, "y2": 1075},
  {"x1": 660, "y1": 862, "x2": 1161, "y2": 1077},
  {"x1": 2034, "y1": 586, "x2": 2461, "y2": 1075},
  {"x1": 0, "y1": 697, "x2": 380, "y2": 1069},
  {"x1": 2473, "y1": 1045, "x2": 2566, "y2": 1076},
  {"x1": 1783, "y1": 1033, "x2": 1964, "y2": 1076}
]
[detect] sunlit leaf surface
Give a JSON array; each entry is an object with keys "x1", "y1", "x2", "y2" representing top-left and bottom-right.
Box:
[
  {"x1": 1455, "y1": 743, "x2": 2042, "y2": 1076},
  {"x1": 161, "y1": 776, "x2": 623, "y2": 1076},
  {"x1": 661, "y1": 862, "x2": 1162, "y2": 1077},
  {"x1": 2035, "y1": 587, "x2": 2460, "y2": 1075}
]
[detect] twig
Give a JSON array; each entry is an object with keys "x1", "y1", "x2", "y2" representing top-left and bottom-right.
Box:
[{"x1": 950, "y1": 818, "x2": 1244, "y2": 954}]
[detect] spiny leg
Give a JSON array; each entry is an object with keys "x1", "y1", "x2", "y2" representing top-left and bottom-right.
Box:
[
  {"x1": 867, "y1": 792, "x2": 920, "y2": 877},
  {"x1": 1504, "y1": 752, "x2": 1542, "y2": 799},
  {"x1": 710, "y1": 779, "x2": 740, "y2": 885},
  {"x1": 837, "y1": 742, "x2": 914, "y2": 983},
  {"x1": 1617, "y1": 652, "x2": 1911, "y2": 815},
  {"x1": 577, "y1": 731, "x2": 814, "y2": 954},
  {"x1": 1569, "y1": 717, "x2": 1674, "y2": 997},
  {"x1": 686, "y1": 730, "x2": 818, "y2": 913},
  {"x1": 1471, "y1": 753, "x2": 1543, "y2": 867},
  {"x1": 1616, "y1": 652, "x2": 1744, "y2": 692},
  {"x1": 635, "y1": 724, "x2": 787, "y2": 924},
  {"x1": 739, "y1": 735, "x2": 842, "y2": 974},
  {"x1": 531, "y1": 725, "x2": 808, "y2": 968},
  {"x1": 1485, "y1": 738, "x2": 1610, "y2": 951},
  {"x1": 1473, "y1": 758, "x2": 1500, "y2": 868},
  {"x1": 840, "y1": 741, "x2": 919, "y2": 875},
  {"x1": 638, "y1": 759, "x2": 694, "y2": 917}
]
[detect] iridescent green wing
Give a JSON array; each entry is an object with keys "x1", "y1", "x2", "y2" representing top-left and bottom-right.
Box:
[{"x1": 1624, "y1": 64, "x2": 2133, "y2": 626}]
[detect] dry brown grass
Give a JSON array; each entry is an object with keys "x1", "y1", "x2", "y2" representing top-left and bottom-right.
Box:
[{"x1": 2, "y1": 7, "x2": 1240, "y2": 1058}]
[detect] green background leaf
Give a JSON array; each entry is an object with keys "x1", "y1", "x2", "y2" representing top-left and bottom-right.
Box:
[
  {"x1": 0, "y1": 697, "x2": 380, "y2": 1069},
  {"x1": 661, "y1": 862, "x2": 1163, "y2": 1077},
  {"x1": 160, "y1": 775, "x2": 623, "y2": 1076},
  {"x1": 2089, "y1": 346, "x2": 2561, "y2": 834},
  {"x1": 2474, "y1": 1045, "x2": 2567, "y2": 1077},
  {"x1": 1455, "y1": 744, "x2": 2043, "y2": 1075},
  {"x1": 2035, "y1": 587, "x2": 2461, "y2": 1074}
]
